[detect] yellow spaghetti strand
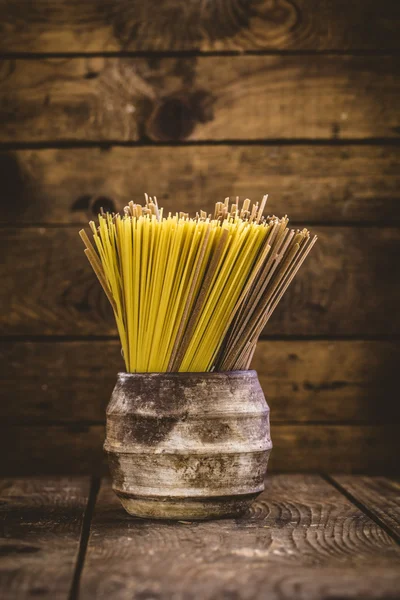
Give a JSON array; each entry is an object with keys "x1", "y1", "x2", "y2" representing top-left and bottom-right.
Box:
[{"x1": 80, "y1": 197, "x2": 316, "y2": 373}]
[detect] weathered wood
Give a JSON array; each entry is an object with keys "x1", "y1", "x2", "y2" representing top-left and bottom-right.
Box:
[
  {"x1": 1, "y1": 340, "x2": 399, "y2": 424},
  {"x1": 268, "y1": 425, "x2": 400, "y2": 473},
  {"x1": 2, "y1": 146, "x2": 400, "y2": 224},
  {"x1": 0, "y1": 425, "x2": 398, "y2": 475},
  {"x1": 333, "y1": 475, "x2": 400, "y2": 538},
  {"x1": 2, "y1": 227, "x2": 399, "y2": 336},
  {"x1": 255, "y1": 341, "x2": 400, "y2": 424},
  {"x1": 79, "y1": 475, "x2": 400, "y2": 600},
  {"x1": 1, "y1": 0, "x2": 399, "y2": 52},
  {"x1": 0, "y1": 477, "x2": 90, "y2": 600},
  {"x1": 0, "y1": 427, "x2": 105, "y2": 476},
  {"x1": 1, "y1": 56, "x2": 399, "y2": 142}
]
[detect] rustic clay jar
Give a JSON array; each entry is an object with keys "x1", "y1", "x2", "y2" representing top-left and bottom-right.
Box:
[{"x1": 104, "y1": 370, "x2": 272, "y2": 520}]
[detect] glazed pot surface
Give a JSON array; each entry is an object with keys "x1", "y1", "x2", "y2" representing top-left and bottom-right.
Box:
[{"x1": 104, "y1": 370, "x2": 272, "y2": 520}]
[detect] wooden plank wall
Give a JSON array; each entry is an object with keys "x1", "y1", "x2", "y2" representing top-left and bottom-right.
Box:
[{"x1": 1, "y1": 0, "x2": 399, "y2": 474}]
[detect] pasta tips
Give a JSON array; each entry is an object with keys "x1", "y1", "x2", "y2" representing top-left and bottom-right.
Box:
[{"x1": 80, "y1": 196, "x2": 317, "y2": 372}]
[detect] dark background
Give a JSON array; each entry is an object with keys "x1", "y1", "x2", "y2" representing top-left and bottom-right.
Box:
[{"x1": 0, "y1": 0, "x2": 399, "y2": 474}]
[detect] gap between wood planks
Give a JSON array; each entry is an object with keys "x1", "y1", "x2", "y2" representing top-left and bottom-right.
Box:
[
  {"x1": 1, "y1": 138, "x2": 400, "y2": 150},
  {"x1": 2, "y1": 334, "x2": 400, "y2": 343},
  {"x1": 2, "y1": 221, "x2": 400, "y2": 229},
  {"x1": 323, "y1": 474, "x2": 400, "y2": 546},
  {"x1": 68, "y1": 474, "x2": 400, "y2": 599},
  {"x1": 69, "y1": 476, "x2": 100, "y2": 600},
  {"x1": 1, "y1": 50, "x2": 400, "y2": 60}
]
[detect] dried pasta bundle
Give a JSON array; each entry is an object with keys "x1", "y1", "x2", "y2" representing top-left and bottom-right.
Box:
[{"x1": 80, "y1": 195, "x2": 317, "y2": 372}]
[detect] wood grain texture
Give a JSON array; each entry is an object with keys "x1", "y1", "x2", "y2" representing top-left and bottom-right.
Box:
[
  {"x1": 0, "y1": 425, "x2": 398, "y2": 475},
  {"x1": 0, "y1": 477, "x2": 89, "y2": 600},
  {"x1": 2, "y1": 145, "x2": 400, "y2": 224},
  {"x1": 333, "y1": 475, "x2": 400, "y2": 538},
  {"x1": 2, "y1": 226, "x2": 399, "y2": 336},
  {"x1": 1, "y1": 340, "x2": 399, "y2": 424},
  {"x1": 79, "y1": 475, "x2": 400, "y2": 600},
  {"x1": 1, "y1": 56, "x2": 399, "y2": 142},
  {"x1": 0, "y1": 427, "x2": 105, "y2": 476},
  {"x1": 1, "y1": 0, "x2": 399, "y2": 52}
]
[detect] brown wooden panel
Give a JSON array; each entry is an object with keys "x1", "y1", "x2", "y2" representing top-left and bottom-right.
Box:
[
  {"x1": 1, "y1": 56, "x2": 399, "y2": 142},
  {"x1": 0, "y1": 425, "x2": 398, "y2": 474},
  {"x1": 1, "y1": 340, "x2": 399, "y2": 424},
  {"x1": 269, "y1": 425, "x2": 400, "y2": 473},
  {"x1": 0, "y1": 477, "x2": 89, "y2": 600},
  {"x1": 333, "y1": 475, "x2": 400, "y2": 537},
  {"x1": 2, "y1": 226, "x2": 399, "y2": 336},
  {"x1": 0, "y1": 426, "x2": 106, "y2": 476},
  {"x1": 1, "y1": 0, "x2": 400, "y2": 52},
  {"x1": 78, "y1": 476, "x2": 400, "y2": 600},
  {"x1": 2, "y1": 145, "x2": 400, "y2": 225}
]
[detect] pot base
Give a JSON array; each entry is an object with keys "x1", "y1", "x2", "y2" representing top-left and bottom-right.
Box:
[{"x1": 115, "y1": 490, "x2": 260, "y2": 520}]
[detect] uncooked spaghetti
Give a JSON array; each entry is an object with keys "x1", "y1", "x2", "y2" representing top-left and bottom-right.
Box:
[{"x1": 80, "y1": 195, "x2": 317, "y2": 372}]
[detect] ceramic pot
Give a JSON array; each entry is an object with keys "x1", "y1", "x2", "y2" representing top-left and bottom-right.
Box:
[{"x1": 104, "y1": 370, "x2": 272, "y2": 520}]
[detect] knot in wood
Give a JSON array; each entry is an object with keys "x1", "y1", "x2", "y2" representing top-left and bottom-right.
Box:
[{"x1": 146, "y1": 90, "x2": 214, "y2": 141}]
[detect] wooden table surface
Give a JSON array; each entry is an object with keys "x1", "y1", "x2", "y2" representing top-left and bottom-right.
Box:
[{"x1": 0, "y1": 475, "x2": 399, "y2": 600}]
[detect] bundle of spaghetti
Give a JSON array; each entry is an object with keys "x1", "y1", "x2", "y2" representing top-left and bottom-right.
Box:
[{"x1": 79, "y1": 195, "x2": 317, "y2": 373}]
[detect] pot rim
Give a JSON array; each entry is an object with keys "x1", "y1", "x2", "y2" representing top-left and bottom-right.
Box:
[{"x1": 116, "y1": 369, "x2": 257, "y2": 378}]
